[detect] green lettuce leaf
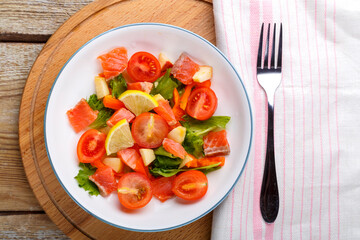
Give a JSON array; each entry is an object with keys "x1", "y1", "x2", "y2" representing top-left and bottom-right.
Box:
[
  {"x1": 74, "y1": 163, "x2": 99, "y2": 196},
  {"x1": 152, "y1": 155, "x2": 182, "y2": 169},
  {"x1": 88, "y1": 108, "x2": 114, "y2": 129},
  {"x1": 87, "y1": 94, "x2": 104, "y2": 111},
  {"x1": 150, "y1": 68, "x2": 178, "y2": 99},
  {"x1": 109, "y1": 74, "x2": 127, "y2": 98},
  {"x1": 182, "y1": 130, "x2": 204, "y2": 158},
  {"x1": 181, "y1": 115, "x2": 231, "y2": 137},
  {"x1": 150, "y1": 163, "x2": 221, "y2": 177}
]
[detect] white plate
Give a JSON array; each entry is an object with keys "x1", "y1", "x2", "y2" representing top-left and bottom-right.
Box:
[{"x1": 44, "y1": 23, "x2": 253, "y2": 232}]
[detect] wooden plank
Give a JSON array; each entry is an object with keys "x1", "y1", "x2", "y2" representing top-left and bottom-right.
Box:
[
  {"x1": 0, "y1": 0, "x2": 93, "y2": 41},
  {"x1": 0, "y1": 43, "x2": 44, "y2": 211},
  {"x1": 0, "y1": 213, "x2": 68, "y2": 239},
  {"x1": 0, "y1": 0, "x2": 212, "y2": 42}
]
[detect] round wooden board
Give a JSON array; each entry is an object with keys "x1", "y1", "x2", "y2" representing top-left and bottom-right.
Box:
[{"x1": 19, "y1": 0, "x2": 215, "y2": 239}]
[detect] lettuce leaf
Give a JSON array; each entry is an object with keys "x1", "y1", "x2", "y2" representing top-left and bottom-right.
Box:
[
  {"x1": 150, "y1": 68, "x2": 178, "y2": 99},
  {"x1": 181, "y1": 115, "x2": 231, "y2": 137},
  {"x1": 86, "y1": 94, "x2": 114, "y2": 129},
  {"x1": 109, "y1": 74, "x2": 127, "y2": 98},
  {"x1": 87, "y1": 94, "x2": 104, "y2": 111},
  {"x1": 150, "y1": 162, "x2": 221, "y2": 177},
  {"x1": 152, "y1": 155, "x2": 182, "y2": 169},
  {"x1": 74, "y1": 163, "x2": 99, "y2": 196},
  {"x1": 88, "y1": 108, "x2": 114, "y2": 129},
  {"x1": 180, "y1": 115, "x2": 231, "y2": 158},
  {"x1": 182, "y1": 130, "x2": 204, "y2": 158}
]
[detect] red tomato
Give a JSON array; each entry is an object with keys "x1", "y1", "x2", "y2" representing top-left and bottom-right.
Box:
[
  {"x1": 186, "y1": 87, "x2": 218, "y2": 120},
  {"x1": 131, "y1": 113, "x2": 169, "y2": 148},
  {"x1": 106, "y1": 108, "x2": 135, "y2": 127},
  {"x1": 151, "y1": 176, "x2": 176, "y2": 202},
  {"x1": 172, "y1": 170, "x2": 208, "y2": 201},
  {"x1": 171, "y1": 53, "x2": 200, "y2": 85},
  {"x1": 89, "y1": 166, "x2": 117, "y2": 196},
  {"x1": 127, "y1": 82, "x2": 153, "y2": 94},
  {"x1": 162, "y1": 138, "x2": 186, "y2": 159},
  {"x1": 117, "y1": 172, "x2": 152, "y2": 209},
  {"x1": 127, "y1": 52, "x2": 161, "y2": 82},
  {"x1": 66, "y1": 99, "x2": 98, "y2": 133},
  {"x1": 117, "y1": 148, "x2": 147, "y2": 176},
  {"x1": 153, "y1": 99, "x2": 178, "y2": 126},
  {"x1": 77, "y1": 129, "x2": 106, "y2": 163},
  {"x1": 203, "y1": 130, "x2": 230, "y2": 157},
  {"x1": 98, "y1": 47, "x2": 128, "y2": 80}
]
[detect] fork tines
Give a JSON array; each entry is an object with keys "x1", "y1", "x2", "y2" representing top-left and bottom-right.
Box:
[{"x1": 257, "y1": 23, "x2": 282, "y2": 70}]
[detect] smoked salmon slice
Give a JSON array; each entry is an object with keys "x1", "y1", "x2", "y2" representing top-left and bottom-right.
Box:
[
  {"x1": 89, "y1": 166, "x2": 117, "y2": 196},
  {"x1": 151, "y1": 176, "x2": 176, "y2": 202},
  {"x1": 171, "y1": 53, "x2": 199, "y2": 85},
  {"x1": 66, "y1": 99, "x2": 98, "y2": 133},
  {"x1": 203, "y1": 130, "x2": 230, "y2": 157},
  {"x1": 98, "y1": 47, "x2": 128, "y2": 80},
  {"x1": 106, "y1": 108, "x2": 135, "y2": 127},
  {"x1": 117, "y1": 148, "x2": 148, "y2": 176},
  {"x1": 154, "y1": 100, "x2": 178, "y2": 127},
  {"x1": 127, "y1": 82, "x2": 153, "y2": 94},
  {"x1": 162, "y1": 138, "x2": 186, "y2": 159}
]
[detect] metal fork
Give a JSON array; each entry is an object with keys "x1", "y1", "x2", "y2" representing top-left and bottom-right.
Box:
[{"x1": 257, "y1": 23, "x2": 282, "y2": 223}]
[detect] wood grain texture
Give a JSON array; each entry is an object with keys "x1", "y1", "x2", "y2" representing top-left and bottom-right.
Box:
[
  {"x1": 0, "y1": 0, "x2": 212, "y2": 42},
  {"x1": 0, "y1": 0, "x2": 93, "y2": 41},
  {"x1": 0, "y1": 43, "x2": 44, "y2": 211},
  {"x1": 0, "y1": 213, "x2": 68, "y2": 239},
  {"x1": 18, "y1": 0, "x2": 215, "y2": 239}
]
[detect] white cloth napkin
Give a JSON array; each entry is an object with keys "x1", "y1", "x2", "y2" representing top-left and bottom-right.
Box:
[{"x1": 211, "y1": 0, "x2": 360, "y2": 239}]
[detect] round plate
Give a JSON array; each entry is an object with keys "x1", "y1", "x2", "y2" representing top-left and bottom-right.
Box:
[{"x1": 44, "y1": 23, "x2": 253, "y2": 232}]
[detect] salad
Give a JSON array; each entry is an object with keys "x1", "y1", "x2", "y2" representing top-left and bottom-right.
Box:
[{"x1": 66, "y1": 47, "x2": 231, "y2": 209}]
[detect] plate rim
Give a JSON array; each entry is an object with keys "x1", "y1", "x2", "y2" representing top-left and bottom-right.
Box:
[{"x1": 44, "y1": 22, "x2": 253, "y2": 232}]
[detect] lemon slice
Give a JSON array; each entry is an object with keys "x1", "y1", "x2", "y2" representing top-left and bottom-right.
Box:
[
  {"x1": 119, "y1": 90, "x2": 158, "y2": 116},
  {"x1": 105, "y1": 119, "x2": 134, "y2": 155}
]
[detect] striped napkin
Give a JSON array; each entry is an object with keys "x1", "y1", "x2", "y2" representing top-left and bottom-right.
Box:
[{"x1": 211, "y1": 0, "x2": 360, "y2": 239}]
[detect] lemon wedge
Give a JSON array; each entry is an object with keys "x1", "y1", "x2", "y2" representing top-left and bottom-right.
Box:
[
  {"x1": 119, "y1": 90, "x2": 158, "y2": 116},
  {"x1": 105, "y1": 119, "x2": 134, "y2": 155}
]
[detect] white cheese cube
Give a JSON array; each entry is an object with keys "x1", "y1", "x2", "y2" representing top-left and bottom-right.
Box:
[
  {"x1": 193, "y1": 66, "x2": 213, "y2": 83},
  {"x1": 139, "y1": 148, "x2": 156, "y2": 166},
  {"x1": 167, "y1": 126, "x2": 186, "y2": 144},
  {"x1": 103, "y1": 157, "x2": 123, "y2": 173},
  {"x1": 95, "y1": 76, "x2": 110, "y2": 99}
]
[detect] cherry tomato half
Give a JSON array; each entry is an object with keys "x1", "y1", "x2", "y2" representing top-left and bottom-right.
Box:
[
  {"x1": 77, "y1": 129, "x2": 106, "y2": 163},
  {"x1": 117, "y1": 172, "x2": 152, "y2": 209},
  {"x1": 186, "y1": 87, "x2": 218, "y2": 120},
  {"x1": 131, "y1": 113, "x2": 169, "y2": 148},
  {"x1": 127, "y1": 52, "x2": 161, "y2": 82},
  {"x1": 172, "y1": 170, "x2": 208, "y2": 201}
]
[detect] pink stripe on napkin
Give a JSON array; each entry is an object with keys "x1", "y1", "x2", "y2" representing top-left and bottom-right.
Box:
[{"x1": 210, "y1": 0, "x2": 358, "y2": 239}]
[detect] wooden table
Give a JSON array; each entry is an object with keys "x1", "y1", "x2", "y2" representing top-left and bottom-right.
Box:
[{"x1": 0, "y1": 0, "x2": 214, "y2": 239}]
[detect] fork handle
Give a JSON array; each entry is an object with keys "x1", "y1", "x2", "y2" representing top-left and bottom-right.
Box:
[{"x1": 260, "y1": 102, "x2": 279, "y2": 223}]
